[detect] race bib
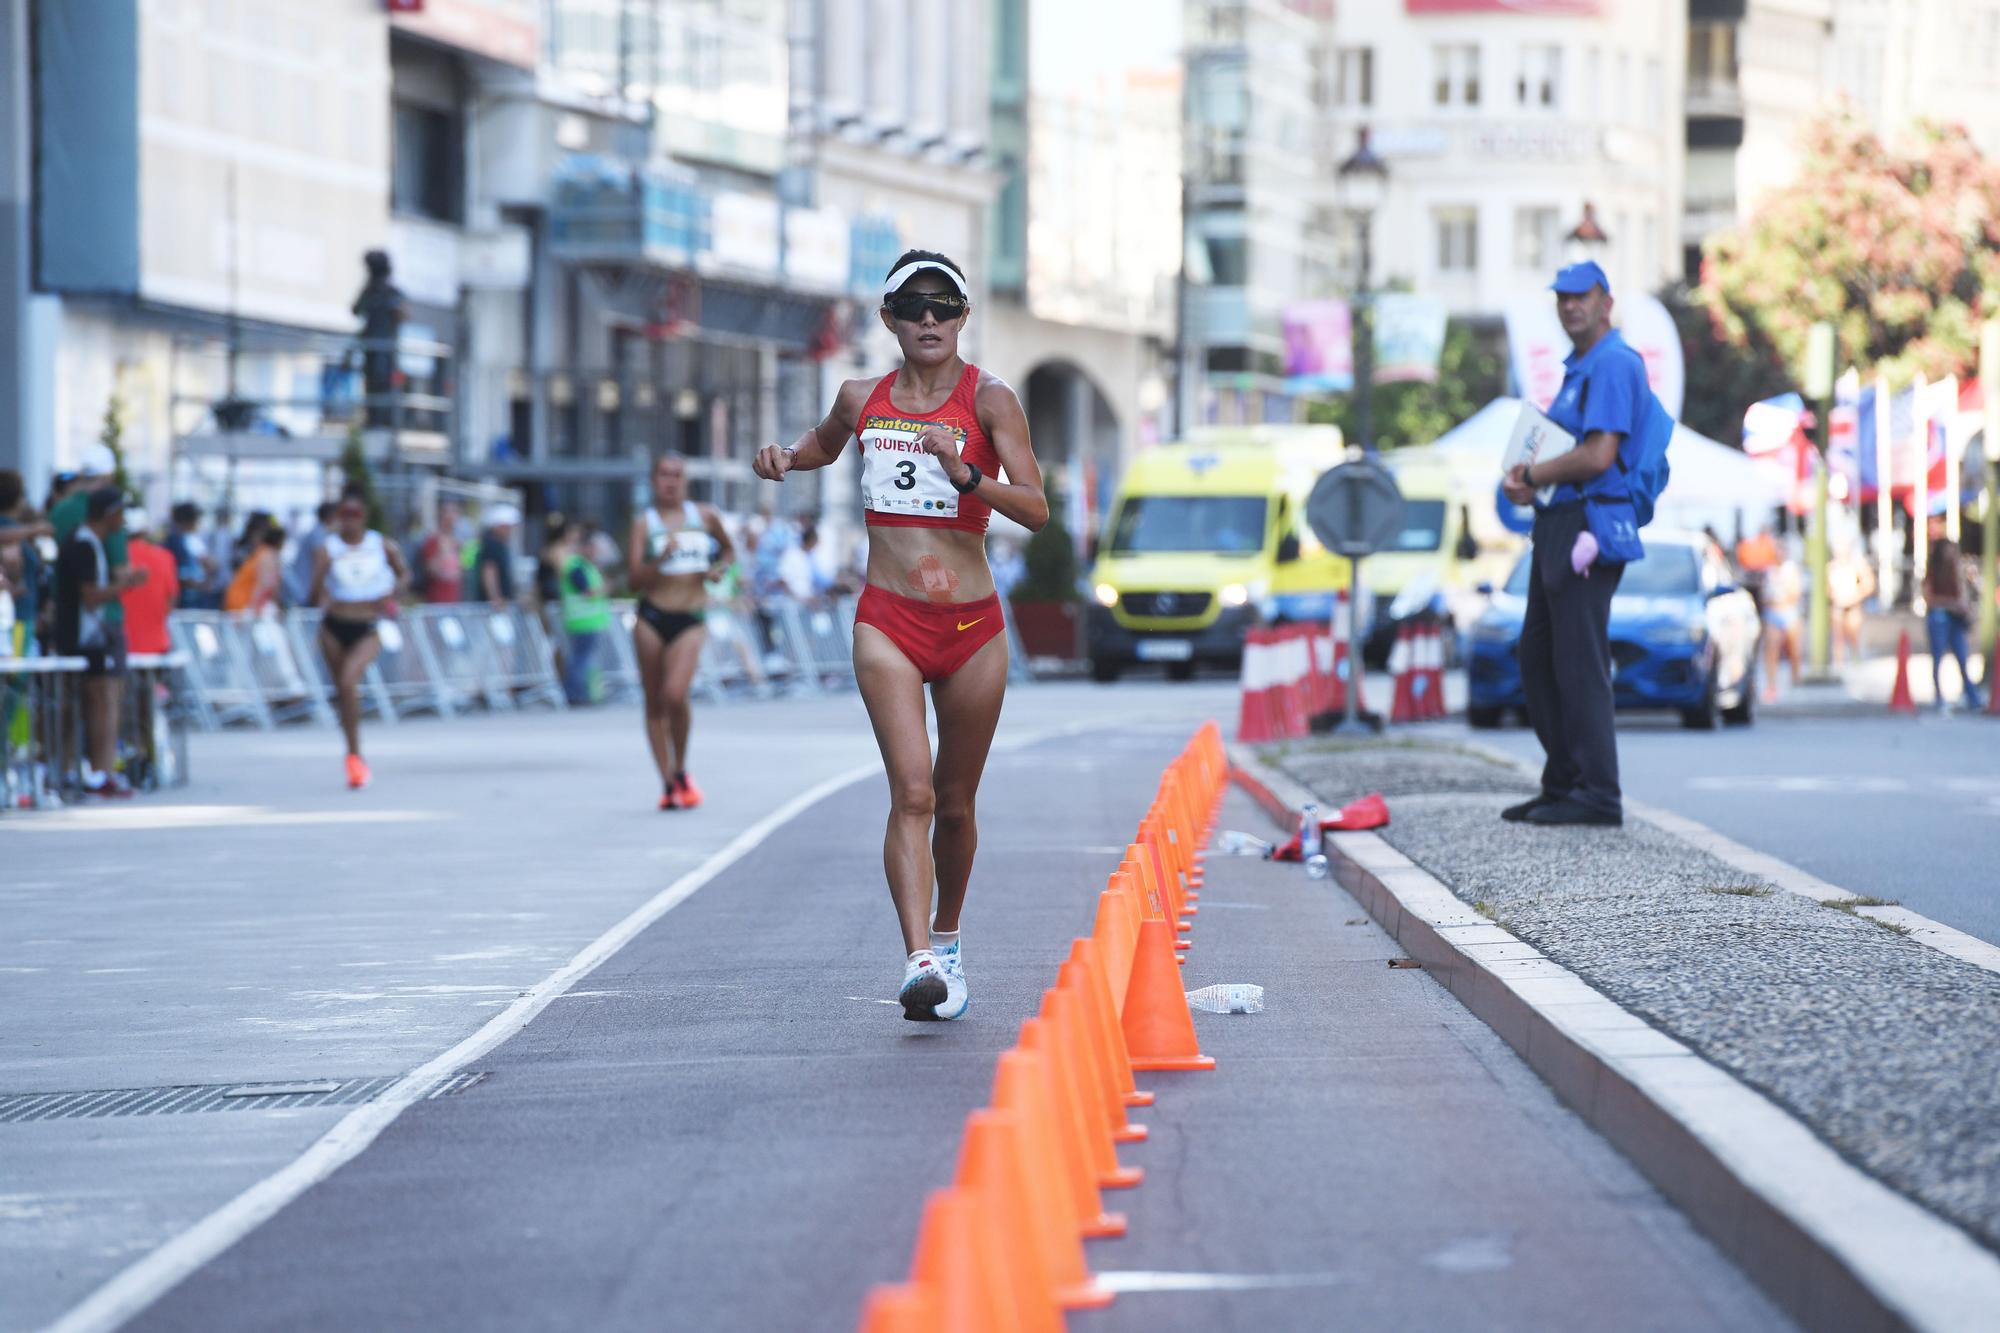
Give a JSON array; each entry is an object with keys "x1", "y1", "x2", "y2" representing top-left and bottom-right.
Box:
[
  {"x1": 655, "y1": 529, "x2": 714, "y2": 576},
  {"x1": 861, "y1": 415, "x2": 960, "y2": 519}
]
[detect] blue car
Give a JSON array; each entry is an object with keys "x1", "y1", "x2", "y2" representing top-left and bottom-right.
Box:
[{"x1": 1466, "y1": 531, "x2": 1761, "y2": 730}]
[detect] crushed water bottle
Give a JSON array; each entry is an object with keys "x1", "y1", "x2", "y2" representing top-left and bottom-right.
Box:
[
  {"x1": 1299, "y1": 802, "x2": 1323, "y2": 858},
  {"x1": 1210, "y1": 829, "x2": 1271, "y2": 857},
  {"x1": 1305, "y1": 853, "x2": 1330, "y2": 880},
  {"x1": 1185, "y1": 984, "x2": 1265, "y2": 1014}
]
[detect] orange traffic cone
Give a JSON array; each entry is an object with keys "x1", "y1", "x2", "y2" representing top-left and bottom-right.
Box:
[
  {"x1": 1889, "y1": 628, "x2": 1916, "y2": 714},
  {"x1": 955, "y1": 1108, "x2": 1109, "y2": 1314},
  {"x1": 908, "y1": 1189, "x2": 1027, "y2": 1333},
  {"x1": 1094, "y1": 881, "x2": 1140, "y2": 1002},
  {"x1": 1389, "y1": 623, "x2": 1416, "y2": 723},
  {"x1": 857, "y1": 1283, "x2": 929, "y2": 1333},
  {"x1": 1026, "y1": 1005, "x2": 1142, "y2": 1189},
  {"x1": 1122, "y1": 917, "x2": 1216, "y2": 1072},
  {"x1": 1066, "y1": 938, "x2": 1154, "y2": 1107},
  {"x1": 990, "y1": 1047, "x2": 1125, "y2": 1239},
  {"x1": 1054, "y1": 961, "x2": 1149, "y2": 1141},
  {"x1": 1126, "y1": 847, "x2": 1191, "y2": 948}
]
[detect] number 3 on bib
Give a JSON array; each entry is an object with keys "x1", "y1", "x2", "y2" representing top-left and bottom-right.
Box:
[{"x1": 895, "y1": 459, "x2": 916, "y2": 490}]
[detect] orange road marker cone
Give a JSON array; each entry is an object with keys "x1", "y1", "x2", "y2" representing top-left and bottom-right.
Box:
[
  {"x1": 1889, "y1": 628, "x2": 1917, "y2": 714},
  {"x1": 857, "y1": 1284, "x2": 929, "y2": 1333},
  {"x1": 1140, "y1": 819, "x2": 1195, "y2": 920},
  {"x1": 1027, "y1": 1003, "x2": 1143, "y2": 1189},
  {"x1": 954, "y1": 1109, "x2": 1104, "y2": 1317},
  {"x1": 1122, "y1": 917, "x2": 1216, "y2": 1072},
  {"x1": 995, "y1": 1040, "x2": 1126, "y2": 1238},
  {"x1": 1054, "y1": 961, "x2": 1149, "y2": 1142},
  {"x1": 908, "y1": 1189, "x2": 1026, "y2": 1333},
  {"x1": 1094, "y1": 880, "x2": 1141, "y2": 1002},
  {"x1": 1125, "y1": 849, "x2": 1192, "y2": 950},
  {"x1": 1070, "y1": 935, "x2": 1153, "y2": 1106}
]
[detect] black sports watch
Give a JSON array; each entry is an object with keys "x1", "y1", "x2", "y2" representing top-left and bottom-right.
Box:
[{"x1": 952, "y1": 463, "x2": 982, "y2": 495}]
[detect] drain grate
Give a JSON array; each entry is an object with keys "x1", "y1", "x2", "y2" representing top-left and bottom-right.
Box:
[{"x1": 0, "y1": 1071, "x2": 488, "y2": 1123}]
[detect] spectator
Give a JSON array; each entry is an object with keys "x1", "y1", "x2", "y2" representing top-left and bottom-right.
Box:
[
  {"x1": 165, "y1": 502, "x2": 218, "y2": 608},
  {"x1": 1924, "y1": 516, "x2": 1984, "y2": 712},
  {"x1": 778, "y1": 522, "x2": 823, "y2": 604},
  {"x1": 55, "y1": 487, "x2": 147, "y2": 796},
  {"x1": 223, "y1": 523, "x2": 287, "y2": 614},
  {"x1": 0, "y1": 469, "x2": 53, "y2": 655},
  {"x1": 283, "y1": 501, "x2": 338, "y2": 608},
  {"x1": 119, "y1": 509, "x2": 179, "y2": 655},
  {"x1": 50, "y1": 445, "x2": 129, "y2": 644},
  {"x1": 476, "y1": 504, "x2": 520, "y2": 607},
  {"x1": 416, "y1": 499, "x2": 465, "y2": 603},
  {"x1": 988, "y1": 535, "x2": 1026, "y2": 599},
  {"x1": 534, "y1": 510, "x2": 567, "y2": 608},
  {"x1": 552, "y1": 520, "x2": 611, "y2": 705},
  {"x1": 1828, "y1": 538, "x2": 1875, "y2": 668},
  {"x1": 1760, "y1": 540, "x2": 1804, "y2": 702}
]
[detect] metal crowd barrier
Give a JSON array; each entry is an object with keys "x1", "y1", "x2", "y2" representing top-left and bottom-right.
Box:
[
  {"x1": 160, "y1": 589, "x2": 1042, "y2": 736},
  {"x1": 1, "y1": 651, "x2": 191, "y2": 811}
]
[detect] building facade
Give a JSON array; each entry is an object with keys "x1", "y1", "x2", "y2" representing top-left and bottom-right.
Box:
[{"x1": 1329, "y1": 0, "x2": 1687, "y2": 320}]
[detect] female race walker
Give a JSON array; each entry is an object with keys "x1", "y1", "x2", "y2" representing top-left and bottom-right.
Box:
[
  {"x1": 310, "y1": 491, "x2": 409, "y2": 789},
  {"x1": 753, "y1": 249, "x2": 1047, "y2": 1021},
  {"x1": 628, "y1": 453, "x2": 734, "y2": 810}
]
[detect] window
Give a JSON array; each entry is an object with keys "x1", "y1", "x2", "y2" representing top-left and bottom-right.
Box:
[
  {"x1": 1109, "y1": 496, "x2": 1270, "y2": 555},
  {"x1": 1583, "y1": 47, "x2": 1599, "y2": 116},
  {"x1": 1517, "y1": 44, "x2": 1561, "y2": 110},
  {"x1": 1515, "y1": 207, "x2": 1559, "y2": 272},
  {"x1": 392, "y1": 101, "x2": 459, "y2": 222},
  {"x1": 1434, "y1": 207, "x2": 1478, "y2": 274},
  {"x1": 1615, "y1": 51, "x2": 1631, "y2": 121},
  {"x1": 1687, "y1": 21, "x2": 1738, "y2": 95},
  {"x1": 1334, "y1": 46, "x2": 1373, "y2": 108},
  {"x1": 1646, "y1": 56, "x2": 1662, "y2": 124},
  {"x1": 1432, "y1": 44, "x2": 1480, "y2": 108},
  {"x1": 1204, "y1": 235, "x2": 1248, "y2": 286}
]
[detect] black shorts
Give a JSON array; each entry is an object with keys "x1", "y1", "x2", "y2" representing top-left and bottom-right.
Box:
[
  {"x1": 635, "y1": 601, "x2": 704, "y2": 648},
  {"x1": 322, "y1": 616, "x2": 378, "y2": 651},
  {"x1": 77, "y1": 625, "x2": 128, "y2": 677}
]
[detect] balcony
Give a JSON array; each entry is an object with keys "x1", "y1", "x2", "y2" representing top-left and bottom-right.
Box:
[{"x1": 1685, "y1": 76, "x2": 1745, "y2": 121}]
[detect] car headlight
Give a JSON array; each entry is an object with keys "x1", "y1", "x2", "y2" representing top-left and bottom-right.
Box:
[
  {"x1": 1093, "y1": 583, "x2": 1119, "y2": 608},
  {"x1": 1218, "y1": 583, "x2": 1250, "y2": 608}
]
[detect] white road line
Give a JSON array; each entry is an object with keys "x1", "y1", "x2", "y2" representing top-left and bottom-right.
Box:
[
  {"x1": 46, "y1": 712, "x2": 1171, "y2": 1333},
  {"x1": 1096, "y1": 1270, "x2": 1353, "y2": 1294}
]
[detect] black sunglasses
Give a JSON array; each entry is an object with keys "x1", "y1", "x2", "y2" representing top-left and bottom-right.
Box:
[{"x1": 885, "y1": 292, "x2": 967, "y2": 323}]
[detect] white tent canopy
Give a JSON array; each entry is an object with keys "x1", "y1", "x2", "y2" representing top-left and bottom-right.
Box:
[{"x1": 1393, "y1": 397, "x2": 1789, "y2": 535}]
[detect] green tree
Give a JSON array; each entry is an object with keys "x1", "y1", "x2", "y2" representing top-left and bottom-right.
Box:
[
  {"x1": 1012, "y1": 483, "x2": 1080, "y2": 603},
  {"x1": 99, "y1": 389, "x2": 133, "y2": 496},
  {"x1": 337, "y1": 423, "x2": 386, "y2": 531},
  {"x1": 1304, "y1": 319, "x2": 1508, "y2": 449},
  {"x1": 1663, "y1": 288, "x2": 1796, "y2": 445},
  {"x1": 1697, "y1": 110, "x2": 2000, "y2": 387}
]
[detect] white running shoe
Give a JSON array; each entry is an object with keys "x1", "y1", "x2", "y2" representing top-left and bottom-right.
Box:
[
  {"x1": 899, "y1": 950, "x2": 948, "y2": 1021},
  {"x1": 934, "y1": 939, "x2": 968, "y2": 1021}
]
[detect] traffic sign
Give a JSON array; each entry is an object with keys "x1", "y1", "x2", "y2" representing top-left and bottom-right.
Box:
[{"x1": 1306, "y1": 459, "x2": 1406, "y2": 557}]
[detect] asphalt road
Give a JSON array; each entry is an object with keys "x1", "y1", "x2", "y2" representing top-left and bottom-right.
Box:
[
  {"x1": 6, "y1": 685, "x2": 1784, "y2": 1332},
  {"x1": 1461, "y1": 712, "x2": 2000, "y2": 946}
]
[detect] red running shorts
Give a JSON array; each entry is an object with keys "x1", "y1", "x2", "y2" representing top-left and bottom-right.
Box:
[{"x1": 854, "y1": 585, "x2": 1005, "y2": 683}]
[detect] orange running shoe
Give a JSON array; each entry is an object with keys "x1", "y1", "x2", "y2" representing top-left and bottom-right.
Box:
[
  {"x1": 672, "y1": 772, "x2": 704, "y2": 809},
  {"x1": 345, "y1": 754, "x2": 370, "y2": 790},
  {"x1": 658, "y1": 786, "x2": 679, "y2": 811}
]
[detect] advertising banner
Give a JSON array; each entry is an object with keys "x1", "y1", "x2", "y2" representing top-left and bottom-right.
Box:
[
  {"x1": 1371, "y1": 294, "x2": 1448, "y2": 385},
  {"x1": 1282, "y1": 300, "x2": 1354, "y2": 393}
]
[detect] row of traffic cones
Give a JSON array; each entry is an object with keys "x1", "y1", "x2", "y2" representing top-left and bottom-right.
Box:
[
  {"x1": 859, "y1": 724, "x2": 1229, "y2": 1332},
  {"x1": 1236, "y1": 624, "x2": 1351, "y2": 742},
  {"x1": 1388, "y1": 614, "x2": 1449, "y2": 723}
]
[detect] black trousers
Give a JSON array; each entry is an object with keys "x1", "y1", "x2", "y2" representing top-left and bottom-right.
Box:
[{"x1": 1520, "y1": 505, "x2": 1624, "y2": 815}]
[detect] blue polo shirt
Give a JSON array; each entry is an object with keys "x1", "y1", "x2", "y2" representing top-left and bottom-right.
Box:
[{"x1": 1542, "y1": 328, "x2": 1649, "y2": 506}]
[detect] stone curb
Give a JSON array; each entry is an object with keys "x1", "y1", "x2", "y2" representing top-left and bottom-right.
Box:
[{"x1": 1228, "y1": 743, "x2": 2000, "y2": 1333}]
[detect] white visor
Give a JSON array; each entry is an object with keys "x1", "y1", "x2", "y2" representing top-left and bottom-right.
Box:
[{"x1": 882, "y1": 261, "x2": 969, "y2": 301}]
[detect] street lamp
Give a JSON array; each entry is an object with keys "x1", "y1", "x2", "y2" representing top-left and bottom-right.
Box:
[
  {"x1": 1336, "y1": 127, "x2": 1389, "y2": 451},
  {"x1": 1565, "y1": 201, "x2": 1609, "y2": 265}
]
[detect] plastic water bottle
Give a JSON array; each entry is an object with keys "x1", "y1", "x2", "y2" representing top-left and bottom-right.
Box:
[
  {"x1": 1305, "y1": 853, "x2": 1330, "y2": 880},
  {"x1": 1299, "y1": 802, "x2": 1322, "y2": 858},
  {"x1": 1186, "y1": 984, "x2": 1264, "y2": 1014},
  {"x1": 1211, "y1": 829, "x2": 1271, "y2": 857}
]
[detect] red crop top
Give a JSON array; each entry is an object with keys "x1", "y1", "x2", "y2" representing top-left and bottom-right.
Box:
[{"x1": 856, "y1": 363, "x2": 998, "y2": 533}]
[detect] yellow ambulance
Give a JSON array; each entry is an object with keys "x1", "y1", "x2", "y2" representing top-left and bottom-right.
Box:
[{"x1": 1085, "y1": 427, "x2": 1350, "y2": 681}]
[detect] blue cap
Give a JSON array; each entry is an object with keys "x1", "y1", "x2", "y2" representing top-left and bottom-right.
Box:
[{"x1": 1551, "y1": 260, "x2": 1610, "y2": 295}]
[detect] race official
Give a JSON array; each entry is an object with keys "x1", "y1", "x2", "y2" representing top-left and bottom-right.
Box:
[{"x1": 1500, "y1": 260, "x2": 1649, "y2": 827}]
